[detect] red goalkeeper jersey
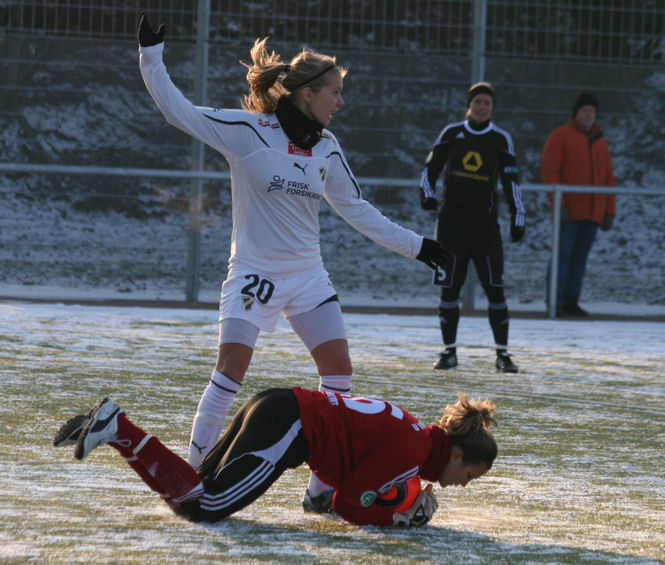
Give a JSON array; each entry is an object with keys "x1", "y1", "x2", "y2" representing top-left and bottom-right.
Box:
[{"x1": 292, "y1": 387, "x2": 452, "y2": 526}]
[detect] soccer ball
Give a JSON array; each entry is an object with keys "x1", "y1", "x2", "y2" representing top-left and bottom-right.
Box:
[{"x1": 375, "y1": 475, "x2": 421, "y2": 513}]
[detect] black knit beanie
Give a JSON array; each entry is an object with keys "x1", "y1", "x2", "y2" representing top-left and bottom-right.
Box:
[
  {"x1": 467, "y1": 82, "x2": 495, "y2": 107},
  {"x1": 572, "y1": 93, "x2": 598, "y2": 117}
]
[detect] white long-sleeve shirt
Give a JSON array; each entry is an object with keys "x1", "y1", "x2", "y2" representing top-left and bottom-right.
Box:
[{"x1": 139, "y1": 43, "x2": 423, "y2": 277}]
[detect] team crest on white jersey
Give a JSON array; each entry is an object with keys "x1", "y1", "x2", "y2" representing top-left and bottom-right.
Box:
[
  {"x1": 241, "y1": 295, "x2": 254, "y2": 311},
  {"x1": 319, "y1": 167, "x2": 326, "y2": 181}
]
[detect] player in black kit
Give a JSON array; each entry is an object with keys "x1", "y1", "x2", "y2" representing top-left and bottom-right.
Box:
[{"x1": 420, "y1": 82, "x2": 525, "y2": 373}]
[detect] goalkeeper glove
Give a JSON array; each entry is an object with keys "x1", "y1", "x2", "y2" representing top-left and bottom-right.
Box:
[
  {"x1": 421, "y1": 196, "x2": 438, "y2": 211},
  {"x1": 393, "y1": 484, "x2": 438, "y2": 527},
  {"x1": 138, "y1": 13, "x2": 166, "y2": 47},
  {"x1": 510, "y1": 223, "x2": 525, "y2": 243},
  {"x1": 416, "y1": 238, "x2": 452, "y2": 273}
]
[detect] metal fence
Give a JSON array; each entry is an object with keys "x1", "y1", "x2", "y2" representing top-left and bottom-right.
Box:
[
  {"x1": 1, "y1": 1, "x2": 664, "y2": 316},
  {"x1": 4, "y1": 1, "x2": 664, "y2": 60}
]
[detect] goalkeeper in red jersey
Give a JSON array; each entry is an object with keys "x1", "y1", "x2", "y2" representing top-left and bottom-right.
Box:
[{"x1": 54, "y1": 388, "x2": 497, "y2": 528}]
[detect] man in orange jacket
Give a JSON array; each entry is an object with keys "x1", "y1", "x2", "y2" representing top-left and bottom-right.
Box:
[{"x1": 541, "y1": 93, "x2": 616, "y2": 317}]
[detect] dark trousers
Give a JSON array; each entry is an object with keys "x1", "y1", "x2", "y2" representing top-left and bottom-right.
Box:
[
  {"x1": 436, "y1": 221, "x2": 509, "y2": 347},
  {"x1": 178, "y1": 388, "x2": 309, "y2": 522},
  {"x1": 548, "y1": 220, "x2": 599, "y2": 308}
]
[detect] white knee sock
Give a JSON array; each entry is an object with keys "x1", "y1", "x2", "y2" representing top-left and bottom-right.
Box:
[
  {"x1": 187, "y1": 370, "x2": 241, "y2": 468},
  {"x1": 306, "y1": 374, "x2": 352, "y2": 496}
]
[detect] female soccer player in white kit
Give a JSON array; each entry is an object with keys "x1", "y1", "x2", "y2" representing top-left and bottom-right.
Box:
[{"x1": 137, "y1": 14, "x2": 450, "y2": 510}]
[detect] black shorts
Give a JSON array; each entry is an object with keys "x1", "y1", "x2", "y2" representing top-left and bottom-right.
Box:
[{"x1": 435, "y1": 221, "x2": 505, "y2": 302}]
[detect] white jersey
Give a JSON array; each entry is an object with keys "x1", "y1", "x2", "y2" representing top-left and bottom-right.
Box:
[{"x1": 139, "y1": 43, "x2": 423, "y2": 277}]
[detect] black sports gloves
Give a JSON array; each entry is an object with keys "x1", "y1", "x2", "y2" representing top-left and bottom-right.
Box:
[
  {"x1": 510, "y1": 213, "x2": 525, "y2": 242},
  {"x1": 138, "y1": 13, "x2": 166, "y2": 47},
  {"x1": 421, "y1": 196, "x2": 438, "y2": 211},
  {"x1": 510, "y1": 223, "x2": 525, "y2": 243},
  {"x1": 416, "y1": 238, "x2": 452, "y2": 271}
]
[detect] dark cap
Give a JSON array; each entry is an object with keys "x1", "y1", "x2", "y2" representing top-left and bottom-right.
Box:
[
  {"x1": 467, "y1": 82, "x2": 495, "y2": 107},
  {"x1": 572, "y1": 93, "x2": 598, "y2": 117}
]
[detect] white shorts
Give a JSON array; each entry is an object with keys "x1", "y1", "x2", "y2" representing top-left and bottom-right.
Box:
[{"x1": 219, "y1": 267, "x2": 338, "y2": 333}]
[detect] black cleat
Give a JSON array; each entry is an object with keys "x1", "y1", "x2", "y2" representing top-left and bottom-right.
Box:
[
  {"x1": 496, "y1": 351, "x2": 518, "y2": 373},
  {"x1": 53, "y1": 411, "x2": 92, "y2": 447},
  {"x1": 560, "y1": 300, "x2": 589, "y2": 317},
  {"x1": 433, "y1": 349, "x2": 458, "y2": 370},
  {"x1": 74, "y1": 397, "x2": 123, "y2": 460}
]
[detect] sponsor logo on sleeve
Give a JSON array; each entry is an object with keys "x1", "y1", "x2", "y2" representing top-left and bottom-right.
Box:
[{"x1": 258, "y1": 117, "x2": 280, "y2": 128}]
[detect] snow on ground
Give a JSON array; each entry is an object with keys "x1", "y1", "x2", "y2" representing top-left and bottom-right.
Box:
[{"x1": 1, "y1": 302, "x2": 664, "y2": 563}]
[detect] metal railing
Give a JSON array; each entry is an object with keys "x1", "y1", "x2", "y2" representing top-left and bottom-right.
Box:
[
  {"x1": 524, "y1": 183, "x2": 662, "y2": 318},
  {"x1": 2, "y1": 161, "x2": 660, "y2": 317}
]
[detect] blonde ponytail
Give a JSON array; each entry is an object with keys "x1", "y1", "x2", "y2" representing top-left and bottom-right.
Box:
[
  {"x1": 438, "y1": 392, "x2": 498, "y2": 468},
  {"x1": 240, "y1": 37, "x2": 347, "y2": 114},
  {"x1": 241, "y1": 37, "x2": 289, "y2": 113}
]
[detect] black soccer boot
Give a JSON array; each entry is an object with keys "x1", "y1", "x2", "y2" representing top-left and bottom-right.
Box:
[
  {"x1": 496, "y1": 351, "x2": 518, "y2": 373},
  {"x1": 560, "y1": 299, "x2": 589, "y2": 317},
  {"x1": 302, "y1": 488, "x2": 335, "y2": 514},
  {"x1": 433, "y1": 348, "x2": 458, "y2": 370},
  {"x1": 53, "y1": 411, "x2": 93, "y2": 447}
]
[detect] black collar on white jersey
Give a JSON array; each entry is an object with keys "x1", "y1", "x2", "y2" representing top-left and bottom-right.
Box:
[{"x1": 275, "y1": 96, "x2": 323, "y2": 151}]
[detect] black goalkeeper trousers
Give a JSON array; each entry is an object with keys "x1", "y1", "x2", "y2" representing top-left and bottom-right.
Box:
[{"x1": 177, "y1": 388, "x2": 309, "y2": 522}]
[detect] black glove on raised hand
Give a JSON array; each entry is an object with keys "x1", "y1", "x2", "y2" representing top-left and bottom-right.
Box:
[
  {"x1": 510, "y1": 223, "x2": 525, "y2": 243},
  {"x1": 421, "y1": 196, "x2": 438, "y2": 211},
  {"x1": 416, "y1": 238, "x2": 452, "y2": 272},
  {"x1": 138, "y1": 13, "x2": 166, "y2": 47}
]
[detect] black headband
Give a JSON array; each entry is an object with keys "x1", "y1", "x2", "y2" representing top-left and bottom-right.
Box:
[
  {"x1": 467, "y1": 84, "x2": 495, "y2": 107},
  {"x1": 290, "y1": 64, "x2": 335, "y2": 90}
]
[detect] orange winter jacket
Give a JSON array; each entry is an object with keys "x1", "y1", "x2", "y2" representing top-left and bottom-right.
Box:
[{"x1": 541, "y1": 118, "x2": 615, "y2": 225}]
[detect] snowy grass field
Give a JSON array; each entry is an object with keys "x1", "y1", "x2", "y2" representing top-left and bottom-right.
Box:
[{"x1": 1, "y1": 301, "x2": 664, "y2": 564}]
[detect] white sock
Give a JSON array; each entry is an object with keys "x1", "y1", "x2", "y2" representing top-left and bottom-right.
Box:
[
  {"x1": 187, "y1": 370, "x2": 241, "y2": 468},
  {"x1": 306, "y1": 374, "x2": 352, "y2": 496},
  {"x1": 319, "y1": 374, "x2": 351, "y2": 395},
  {"x1": 307, "y1": 472, "x2": 334, "y2": 497}
]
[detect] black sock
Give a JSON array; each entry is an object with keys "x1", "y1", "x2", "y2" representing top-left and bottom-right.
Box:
[
  {"x1": 439, "y1": 304, "x2": 460, "y2": 348},
  {"x1": 489, "y1": 304, "x2": 509, "y2": 348}
]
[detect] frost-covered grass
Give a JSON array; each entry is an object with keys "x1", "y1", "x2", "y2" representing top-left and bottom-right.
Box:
[{"x1": 1, "y1": 302, "x2": 664, "y2": 564}]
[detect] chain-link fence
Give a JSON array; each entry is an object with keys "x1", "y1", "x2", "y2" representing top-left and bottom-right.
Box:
[{"x1": 1, "y1": 1, "x2": 664, "y2": 316}]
